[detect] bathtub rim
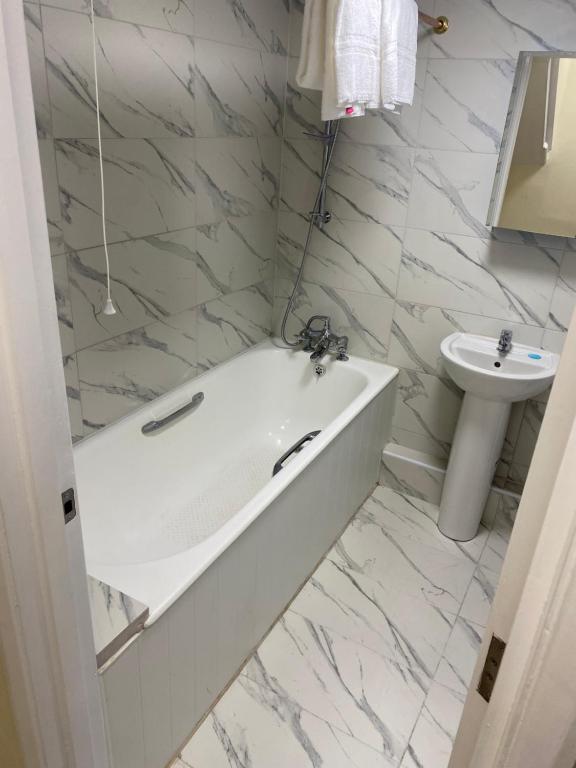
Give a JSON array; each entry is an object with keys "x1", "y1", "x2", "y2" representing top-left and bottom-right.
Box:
[{"x1": 76, "y1": 339, "x2": 398, "y2": 624}]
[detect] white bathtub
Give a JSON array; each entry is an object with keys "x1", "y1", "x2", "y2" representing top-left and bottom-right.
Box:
[
  {"x1": 76, "y1": 340, "x2": 397, "y2": 768},
  {"x1": 76, "y1": 340, "x2": 397, "y2": 623}
]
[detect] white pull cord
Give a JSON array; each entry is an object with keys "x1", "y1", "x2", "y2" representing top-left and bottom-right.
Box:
[{"x1": 89, "y1": 0, "x2": 116, "y2": 315}]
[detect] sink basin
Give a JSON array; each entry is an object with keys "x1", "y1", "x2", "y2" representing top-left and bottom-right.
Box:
[
  {"x1": 441, "y1": 332, "x2": 558, "y2": 402},
  {"x1": 438, "y1": 333, "x2": 558, "y2": 542}
]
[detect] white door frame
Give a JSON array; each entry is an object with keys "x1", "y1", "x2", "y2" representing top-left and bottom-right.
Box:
[{"x1": 0, "y1": 2, "x2": 108, "y2": 766}]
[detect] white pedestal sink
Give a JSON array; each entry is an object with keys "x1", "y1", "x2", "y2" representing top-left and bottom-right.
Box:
[{"x1": 438, "y1": 333, "x2": 558, "y2": 541}]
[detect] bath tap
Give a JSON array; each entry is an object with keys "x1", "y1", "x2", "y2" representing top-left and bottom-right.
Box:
[
  {"x1": 310, "y1": 335, "x2": 331, "y2": 362},
  {"x1": 497, "y1": 329, "x2": 513, "y2": 354},
  {"x1": 297, "y1": 315, "x2": 349, "y2": 362}
]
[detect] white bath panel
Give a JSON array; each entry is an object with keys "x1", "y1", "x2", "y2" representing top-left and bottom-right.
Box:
[{"x1": 100, "y1": 640, "x2": 145, "y2": 768}]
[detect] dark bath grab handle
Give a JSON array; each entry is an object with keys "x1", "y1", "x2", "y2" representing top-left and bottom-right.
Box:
[
  {"x1": 141, "y1": 392, "x2": 204, "y2": 435},
  {"x1": 273, "y1": 430, "x2": 321, "y2": 476}
]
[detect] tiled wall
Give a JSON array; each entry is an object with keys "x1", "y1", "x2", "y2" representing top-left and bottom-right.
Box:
[
  {"x1": 277, "y1": 0, "x2": 576, "y2": 491},
  {"x1": 26, "y1": 0, "x2": 576, "y2": 486},
  {"x1": 25, "y1": 0, "x2": 289, "y2": 439}
]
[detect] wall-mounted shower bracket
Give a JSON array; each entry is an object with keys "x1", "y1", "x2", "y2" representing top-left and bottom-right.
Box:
[
  {"x1": 309, "y1": 210, "x2": 332, "y2": 225},
  {"x1": 302, "y1": 121, "x2": 337, "y2": 231}
]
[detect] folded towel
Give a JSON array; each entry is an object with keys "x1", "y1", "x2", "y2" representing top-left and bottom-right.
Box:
[
  {"x1": 321, "y1": 0, "x2": 366, "y2": 120},
  {"x1": 334, "y1": 0, "x2": 382, "y2": 108},
  {"x1": 380, "y1": 0, "x2": 418, "y2": 109},
  {"x1": 296, "y1": 0, "x2": 327, "y2": 91},
  {"x1": 297, "y1": 0, "x2": 417, "y2": 120}
]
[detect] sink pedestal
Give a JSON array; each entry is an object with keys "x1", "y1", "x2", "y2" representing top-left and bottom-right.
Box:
[{"x1": 438, "y1": 394, "x2": 511, "y2": 541}]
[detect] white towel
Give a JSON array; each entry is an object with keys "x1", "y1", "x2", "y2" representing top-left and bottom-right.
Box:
[
  {"x1": 297, "y1": 0, "x2": 366, "y2": 120},
  {"x1": 296, "y1": 0, "x2": 326, "y2": 91},
  {"x1": 321, "y1": 0, "x2": 366, "y2": 120},
  {"x1": 334, "y1": 0, "x2": 382, "y2": 108},
  {"x1": 296, "y1": 0, "x2": 418, "y2": 120},
  {"x1": 380, "y1": 0, "x2": 418, "y2": 109}
]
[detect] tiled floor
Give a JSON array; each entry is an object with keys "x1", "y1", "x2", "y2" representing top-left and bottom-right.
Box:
[{"x1": 173, "y1": 485, "x2": 517, "y2": 768}]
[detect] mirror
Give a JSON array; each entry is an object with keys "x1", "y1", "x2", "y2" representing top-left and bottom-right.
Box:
[{"x1": 488, "y1": 52, "x2": 576, "y2": 239}]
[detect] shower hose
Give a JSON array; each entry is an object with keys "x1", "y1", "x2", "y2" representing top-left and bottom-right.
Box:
[{"x1": 280, "y1": 120, "x2": 341, "y2": 347}]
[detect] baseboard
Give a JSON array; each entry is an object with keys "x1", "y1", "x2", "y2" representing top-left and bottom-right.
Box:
[{"x1": 380, "y1": 443, "x2": 521, "y2": 528}]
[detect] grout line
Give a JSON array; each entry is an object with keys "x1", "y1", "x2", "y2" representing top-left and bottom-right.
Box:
[
  {"x1": 72, "y1": 279, "x2": 268, "y2": 358},
  {"x1": 39, "y1": 1, "x2": 290, "y2": 58}
]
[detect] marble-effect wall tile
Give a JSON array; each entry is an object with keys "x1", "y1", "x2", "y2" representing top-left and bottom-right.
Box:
[
  {"x1": 407, "y1": 151, "x2": 497, "y2": 238},
  {"x1": 277, "y1": 213, "x2": 403, "y2": 298},
  {"x1": 548, "y1": 254, "x2": 576, "y2": 332},
  {"x1": 281, "y1": 139, "x2": 413, "y2": 227},
  {"x1": 512, "y1": 400, "x2": 546, "y2": 468},
  {"x1": 43, "y1": 7, "x2": 97, "y2": 138},
  {"x1": 40, "y1": 0, "x2": 89, "y2": 12},
  {"x1": 78, "y1": 311, "x2": 199, "y2": 431},
  {"x1": 51, "y1": 253, "x2": 75, "y2": 356},
  {"x1": 195, "y1": 40, "x2": 285, "y2": 138},
  {"x1": 398, "y1": 230, "x2": 560, "y2": 327},
  {"x1": 195, "y1": 215, "x2": 275, "y2": 303},
  {"x1": 431, "y1": 0, "x2": 576, "y2": 59},
  {"x1": 68, "y1": 228, "x2": 198, "y2": 350},
  {"x1": 419, "y1": 60, "x2": 515, "y2": 153},
  {"x1": 393, "y1": 370, "x2": 462, "y2": 458},
  {"x1": 56, "y1": 138, "x2": 197, "y2": 251},
  {"x1": 63, "y1": 354, "x2": 84, "y2": 441},
  {"x1": 196, "y1": 137, "x2": 281, "y2": 224},
  {"x1": 197, "y1": 284, "x2": 273, "y2": 370},
  {"x1": 195, "y1": 0, "x2": 289, "y2": 55},
  {"x1": 29, "y1": 0, "x2": 285, "y2": 437},
  {"x1": 38, "y1": 140, "x2": 65, "y2": 255},
  {"x1": 25, "y1": 3, "x2": 52, "y2": 139},
  {"x1": 94, "y1": 0, "x2": 195, "y2": 34},
  {"x1": 95, "y1": 19, "x2": 196, "y2": 139}
]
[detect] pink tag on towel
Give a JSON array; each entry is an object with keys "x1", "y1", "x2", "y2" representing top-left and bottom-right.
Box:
[{"x1": 345, "y1": 106, "x2": 355, "y2": 115}]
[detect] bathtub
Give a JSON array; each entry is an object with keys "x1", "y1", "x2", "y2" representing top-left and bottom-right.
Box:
[{"x1": 75, "y1": 340, "x2": 397, "y2": 768}]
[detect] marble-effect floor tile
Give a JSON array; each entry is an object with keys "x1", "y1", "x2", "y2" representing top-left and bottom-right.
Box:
[
  {"x1": 403, "y1": 682, "x2": 466, "y2": 768},
  {"x1": 459, "y1": 567, "x2": 500, "y2": 627},
  {"x1": 175, "y1": 484, "x2": 512, "y2": 768},
  {"x1": 243, "y1": 612, "x2": 426, "y2": 761},
  {"x1": 434, "y1": 617, "x2": 485, "y2": 697},
  {"x1": 181, "y1": 675, "x2": 397, "y2": 768}
]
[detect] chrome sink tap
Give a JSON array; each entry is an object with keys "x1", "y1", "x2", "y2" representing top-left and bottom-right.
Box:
[
  {"x1": 497, "y1": 329, "x2": 513, "y2": 354},
  {"x1": 297, "y1": 315, "x2": 349, "y2": 362}
]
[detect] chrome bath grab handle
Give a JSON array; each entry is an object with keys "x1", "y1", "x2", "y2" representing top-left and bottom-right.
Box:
[
  {"x1": 272, "y1": 430, "x2": 321, "y2": 476},
  {"x1": 141, "y1": 392, "x2": 204, "y2": 435}
]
